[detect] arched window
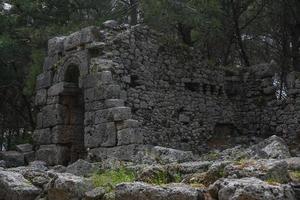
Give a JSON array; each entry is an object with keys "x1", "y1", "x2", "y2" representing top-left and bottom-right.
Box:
[{"x1": 65, "y1": 64, "x2": 80, "y2": 84}]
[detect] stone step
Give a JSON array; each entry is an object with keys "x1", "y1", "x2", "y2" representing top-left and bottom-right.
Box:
[{"x1": 117, "y1": 128, "x2": 143, "y2": 146}]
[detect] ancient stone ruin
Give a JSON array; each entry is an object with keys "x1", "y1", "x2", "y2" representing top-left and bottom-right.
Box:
[
  {"x1": 32, "y1": 23, "x2": 300, "y2": 166},
  {"x1": 2, "y1": 22, "x2": 300, "y2": 200}
]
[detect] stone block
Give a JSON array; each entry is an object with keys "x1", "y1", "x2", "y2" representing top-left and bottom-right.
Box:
[
  {"x1": 117, "y1": 128, "x2": 143, "y2": 146},
  {"x1": 64, "y1": 31, "x2": 82, "y2": 51},
  {"x1": 36, "y1": 144, "x2": 70, "y2": 166},
  {"x1": 105, "y1": 99, "x2": 124, "y2": 108},
  {"x1": 84, "y1": 122, "x2": 117, "y2": 148},
  {"x1": 24, "y1": 151, "x2": 35, "y2": 164},
  {"x1": 33, "y1": 128, "x2": 52, "y2": 144},
  {"x1": 52, "y1": 125, "x2": 83, "y2": 144},
  {"x1": 48, "y1": 82, "x2": 80, "y2": 96},
  {"x1": 43, "y1": 55, "x2": 60, "y2": 71},
  {"x1": 41, "y1": 104, "x2": 65, "y2": 128},
  {"x1": 84, "y1": 88, "x2": 95, "y2": 102},
  {"x1": 94, "y1": 84, "x2": 121, "y2": 100},
  {"x1": 48, "y1": 36, "x2": 65, "y2": 56},
  {"x1": 36, "y1": 71, "x2": 52, "y2": 89},
  {"x1": 0, "y1": 151, "x2": 25, "y2": 167},
  {"x1": 35, "y1": 89, "x2": 47, "y2": 106},
  {"x1": 115, "y1": 119, "x2": 140, "y2": 130},
  {"x1": 80, "y1": 26, "x2": 101, "y2": 44},
  {"x1": 94, "y1": 109, "x2": 109, "y2": 124},
  {"x1": 108, "y1": 107, "x2": 132, "y2": 121},
  {"x1": 36, "y1": 112, "x2": 44, "y2": 129},
  {"x1": 63, "y1": 27, "x2": 100, "y2": 51},
  {"x1": 0, "y1": 171, "x2": 41, "y2": 200},
  {"x1": 16, "y1": 143, "x2": 33, "y2": 153}
]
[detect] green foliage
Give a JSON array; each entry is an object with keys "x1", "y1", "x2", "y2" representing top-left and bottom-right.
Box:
[
  {"x1": 92, "y1": 167, "x2": 136, "y2": 192},
  {"x1": 23, "y1": 49, "x2": 44, "y2": 96},
  {"x1": 289, "y1": 170, "x2": 300, "y2": 182}
]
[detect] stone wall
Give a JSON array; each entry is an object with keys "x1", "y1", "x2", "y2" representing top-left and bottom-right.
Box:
[{"x1": 33, "y1": 22, "x2": 300, "y2": 165}]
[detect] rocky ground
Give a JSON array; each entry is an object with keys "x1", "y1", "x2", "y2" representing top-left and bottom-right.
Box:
[{"x1": 0, "y1": 135, "x2": 300, "y2": 200}]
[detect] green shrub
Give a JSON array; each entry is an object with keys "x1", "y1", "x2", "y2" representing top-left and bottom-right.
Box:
[{"x1": 92, "y1": 167, "x2": 135, "y2": 192}]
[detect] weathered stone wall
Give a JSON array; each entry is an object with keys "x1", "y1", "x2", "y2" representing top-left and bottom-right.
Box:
[
  {"x1": 233, "y1": 65, "x2": 300, "y2": 154},
  {"x1": 98, "y1": 26, "x2": 239, "y2": 152},
  {"x1": 33, "y1": 23, "x2": 300, "y2": 165}
]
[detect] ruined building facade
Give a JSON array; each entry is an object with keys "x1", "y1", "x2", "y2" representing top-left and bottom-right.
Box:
[{"x1": 33, "y1": 24, "x2": 300, "y2": 165}]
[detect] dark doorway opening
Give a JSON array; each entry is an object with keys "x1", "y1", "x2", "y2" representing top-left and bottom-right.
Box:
[{"x1": 60, "y1": 64, "x2": 85, "y2": 164}]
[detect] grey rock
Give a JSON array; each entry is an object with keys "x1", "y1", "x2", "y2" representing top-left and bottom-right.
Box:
[
  {"x1": 224, "y1": 159, "x2": 291, "y2": 183},
  {"x1": 66, "y1": 159, "x2": 97, "y2": 177},
  {"x1": 0, "y1": 151, "x2": 25, "y2": 167},
  {"x1": 103, "y1": 20, "x2": 118, "y2": 29},
  {"x1": 0, "y1": 170, "x2": 41, "y2": 200},
  {"x1": 47, "y1": 173, "x2": 93, "y2": 200},
  {"x1": 209, "y1": 177, "x2": 296, "y2": 200},
  {"x1": 115, "y1": 182, "x2": 204, "y2": 200},
  {"x1": 84, "y1": 187, "x2": 106, "y2": 200}
]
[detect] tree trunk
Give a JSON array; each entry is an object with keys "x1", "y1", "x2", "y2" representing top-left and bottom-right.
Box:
[
  {"x1": 231, "y1": 2, "x2": 250, "y2": 67},
  {"x1": 291, "y1": 24, "x2": 300, "y2": 71},
  {"x1": 177, "y1": 23, "x2": 193, "y2": 46},
  {"x1": 129, "y1": 0, "x2": 138, "y2": 25}
]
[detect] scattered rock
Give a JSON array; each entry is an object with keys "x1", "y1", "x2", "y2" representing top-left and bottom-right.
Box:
[
  {"x1": 248, "y1": 135, "x2": 291, "y2": 159},
  {"x1": 150, "y1": 146, "x2": 195, "y2": 164},
  {"x1": 103, "y1": 20, "x2": 118, "y2": 29},
  {"x1": 208, "y1": 177, "x2": 296, "y2": 200},
  {"x1": 29, "y1": 161, "x2": 48, "y2": 171},
  {"x1": 224, "y1": 159, "x2": 291, "y2": 183},
  {"x1": 0, "y1": 151, "x2": 25, "y2": 167},
  {"x1": 84, "y1": 187, "x2": 106, "y2": 200},
  {"x1": 66, "y1": 159, "x2": 97, "y2": 177},
  {"x1": 115, "y1": 182, "x2": 205, "y2": 200},
  {"x1": 47, "y1": 173, "x2": 93, "y2": 200},
  {"x1": 0, "y1": 170, "x2": 41, "y2": 200}
]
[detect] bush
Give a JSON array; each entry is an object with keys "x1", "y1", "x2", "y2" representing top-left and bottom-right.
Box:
[{"x1": 92, "y1": 167, "x2": 135, "y2": 192}]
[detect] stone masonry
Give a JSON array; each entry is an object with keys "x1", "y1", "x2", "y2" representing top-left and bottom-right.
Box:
[{"x1": 33, "y1": 22, "x2": 300, "y2": 165}]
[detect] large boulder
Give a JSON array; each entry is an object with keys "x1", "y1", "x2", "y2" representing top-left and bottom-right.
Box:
[
  {"x1": 0, "y1": 170, "x2": 41, "y2": 200},
  {"x1": 0, "y1": 151, "x2": 25, "y2": 167},
  {"x1": 66, "y1": 159, "x2": 98, "y2": 177},
  {"x1": 149, "y1": 146, "x2": 196, "y2": 164},
  {"x1": 247, "y1": 135, "x2": 291, "y2": 159},
  {"x1": 47, "y1": 173, "x2": 93, "y2": 200},
  {"x1": 84, "y1": 187, "x2": 106, "y2": 200},
  {"x1": 209, "y1": 177, "x2": 296, "y2": 200},
  {"x1": 224, "y1": 159, "x2": 291, "y2": 183},
  {"x1": 115, "y1": 182, "x2": 205, "y2": 200}
]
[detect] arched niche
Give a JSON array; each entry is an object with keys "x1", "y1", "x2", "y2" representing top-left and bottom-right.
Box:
[
  {"x1": 59, "y1": 63, "x2": 85, "y2": 164},
  {"x1": 64, "y1": 64, "x2": 80, "y2": 85}
]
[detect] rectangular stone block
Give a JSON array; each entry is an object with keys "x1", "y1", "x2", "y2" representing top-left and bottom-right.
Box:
[
  {"x1": 36, "y1": 112, "x2": 44, "y2": 129},
  {"x1": 108, "y1": 107, "x2": 132, "y2": 121},
  {"x1": 105, "y1": 99, "x2": 124, "y2": 108},
  {"x1": 52, "y1": 125, "x2": 83, "y2": 144},
  {"x1": 64, "y1": 31, "x2": 82, "y2": 51},
  {"x1": 84, "y1": 122, "x2": 117, "y2": 148},
  {"x1": 82, "y1": 71, "x2": 112, "y2": 89},
  {"x1": 35, "y1": 89, "x2": 47, "y2": 106},
  {"x1": 80, "y1": 26, "x2": 101, "y2": 44},
  {"x1": 84, "y1": 112, "x2": 95, "y2": 125},
  {"x1": 116, "y1": 119, "x2": 140, "y2": 130},
  {"x1": 117, "y1": 128, "x2": 143, "y2": 146},
  {"x1": 95, "y1": 109, "x2": 109, "y2": 124},
  {"x1": 48, "y1": 36, "x2": 65, "y2": 56},
  {"x1": 43, "y1": 55, "x2": 60, "y2": 71},
  {"x1": 36, "y1": 71, "x2": 52, "y2": 89},
  {"x1": 94, "y1": 84, "x2": 121, "y2": 100},
  {"x1": 33, "y1": 128, "x2": 52, "y2": 144},
  {"x1": 36, "y1": 144, "x2": 70, "y2": 166},
  {"x1": 24, "y1": 151, "x2": 35, "y2": 164},
  {"x1": 16, "y1": 143, "x2": 33, "y2": 153},
  {"x1": 42, "y1": 104, "x2": 65, "y2": 128},
  {"x1": 84, "y1": 88, "x2": 95, "y2": 102},
  {"x1": 0, "y1": 151, "x2": 25, "y2": 167}
]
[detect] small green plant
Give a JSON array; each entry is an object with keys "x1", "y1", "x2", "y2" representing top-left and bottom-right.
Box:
[
  {"x1": 265, "y1": 178, "x2": 280, "y2": 185},
  {"x1": 92, "y1": 167, "x2": 135, "y2": 192},
  {"x1": 289, "y1": 170, "x2": 300, "y2": 182}
]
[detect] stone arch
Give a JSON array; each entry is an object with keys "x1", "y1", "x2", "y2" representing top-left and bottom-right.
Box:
[{"x1": 65, "y1": 64, "x2": 80, "y2": 84}]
